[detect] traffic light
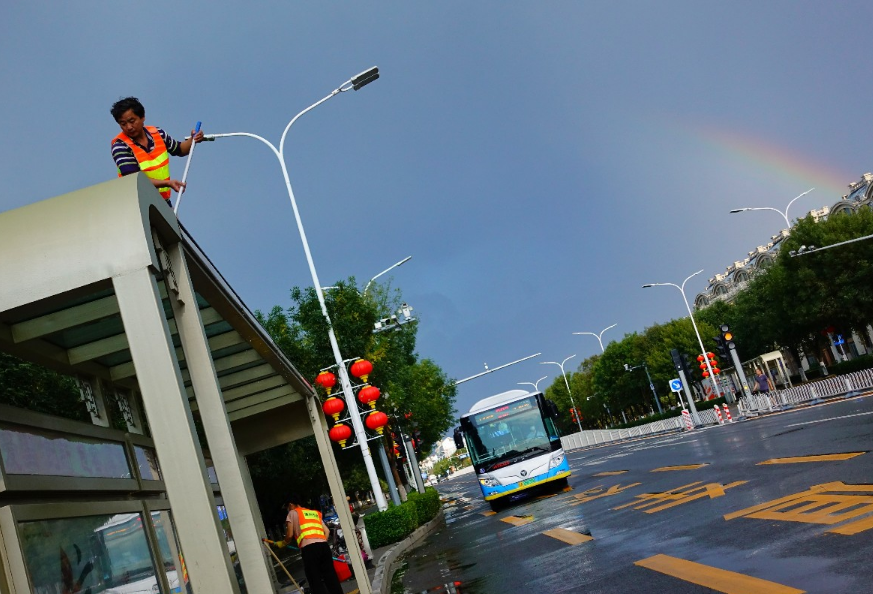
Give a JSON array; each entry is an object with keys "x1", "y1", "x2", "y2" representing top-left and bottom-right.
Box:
[
  {"x1": 714, "y1": 335, "x2": 729, "y2": 360},
  {"x1": 720, "y1": 324, "x2": 737, "y2": 353},
  {"x1": 680, "y1": 353, "x2": 693, "y2": 378}
]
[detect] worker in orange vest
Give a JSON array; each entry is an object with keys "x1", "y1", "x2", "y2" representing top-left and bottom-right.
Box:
[
  {"x1": 270, "y1": 495, "x2": 343, "y2": 594},
  {"x1": 110, "y1": 97, "x2": 204, "y2": 204}
]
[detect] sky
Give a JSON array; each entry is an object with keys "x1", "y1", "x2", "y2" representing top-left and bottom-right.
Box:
[{"x1": 2, "y1": 2, "x2": 872, "y2": 424}]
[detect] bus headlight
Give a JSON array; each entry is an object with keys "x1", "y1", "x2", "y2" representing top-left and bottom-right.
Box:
[
  {"x1": 479, "y1": 476, "x2": 499, "y2": 487},
  {"x1": 549, "y1": 453, "x2": 565, "y2": 468}
]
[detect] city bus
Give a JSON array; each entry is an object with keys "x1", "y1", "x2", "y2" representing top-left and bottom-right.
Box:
[{"x1": 455, "y1": 389, "x2": 570, "y2": 510}]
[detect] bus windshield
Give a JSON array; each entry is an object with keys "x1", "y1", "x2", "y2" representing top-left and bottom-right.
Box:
[{"x1": 462, "y1": 396, "x2": 552, "y2": 469}]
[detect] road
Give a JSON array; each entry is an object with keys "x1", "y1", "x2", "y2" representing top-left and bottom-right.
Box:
[{"x1": 392, "y1": 394, "x2": 873, "y2": 593}]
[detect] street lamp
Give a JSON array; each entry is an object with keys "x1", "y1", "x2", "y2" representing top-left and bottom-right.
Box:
[
  {"x1": 363, "y1": 256, "x2": 412, "y2": 295},
  {"x1": 573, "y1": 323, "x2": 617, "y2": 352},
  {"x1": 205, "y1": 67, "x2": 388, "y2": 512},
  {"x1": 643, "y1": 270, "x2": 728, "y2": 403},
  {"x1": 790, "y1": 232, "x2": 873, "y2": 256},
  {"x1": 624, "y1": 362, "x2": 662, "y2": 414},
  {"x1": 730, "y1": 188, "x2": 815, "y2": 229},
  {"x1": 517, "y1": 376, "x2": 548, "y2": 392},
  {"x1": 540, "y1": 355, "x2": 583, "y2": 434}
]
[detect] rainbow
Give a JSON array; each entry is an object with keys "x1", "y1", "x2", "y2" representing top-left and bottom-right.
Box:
[{"x1": 691, "y1": 121, "x2": 853, "y2": 198}]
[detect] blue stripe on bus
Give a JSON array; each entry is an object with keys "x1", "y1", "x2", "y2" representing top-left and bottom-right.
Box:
[{"x1": 480, "y1": 458, "x2": 571, "y2": 500}]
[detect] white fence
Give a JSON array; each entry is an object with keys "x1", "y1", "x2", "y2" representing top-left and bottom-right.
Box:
[
  {"x1": 738, "y1": 367, "x2": 873, "y2": 417},
  {"x1": 560, "y1": 407, "x2": 722, "y2": 452},
  {"x1": 560, "y1": 368, "x2": 873, "y2": 452}
]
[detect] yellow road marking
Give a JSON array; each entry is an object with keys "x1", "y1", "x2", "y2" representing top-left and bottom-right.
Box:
[
  {"x1": 651, "y1": 463, "x2": 708, "y2": 472},
  {"x1": 593, "y1": 470, "x2": 628, "y2": 476},
  {"x1": 536, "y1": 493, "x2": 557, "y2": 500},
  {"x1": 481, "y1": 511, "x2": 496, "y2": 516},
  {"x1": 725, "y1": 481, "x2": 873, "y2": 534},
  {"x1": 758, "y1": 452, "x2": 865, "y2": 465},
  {"x1": 635, "y1": 554, "x2": 805, "y2": 594},
  {"x1": 542, "y1": 528, "x2": 593, "y2": 545},
  {"x1": 573, "y1": 483, "x2": 641, "y2": 504},
  {"x1": 615, "y1": 481, "x2": 746, "y2": 513},
  {"x1": 501, "y1": 515, "x2": 534, "y2": 526}
]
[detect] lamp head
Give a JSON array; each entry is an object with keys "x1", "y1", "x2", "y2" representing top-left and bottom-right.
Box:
[{"x1": 351, "y1": 66, "x2": 380, "y2": 90}]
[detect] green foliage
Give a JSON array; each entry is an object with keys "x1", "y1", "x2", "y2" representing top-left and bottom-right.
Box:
[
  {"x1": 0, "y1": 353, "x2": 90, "y2": 422},
  {"x1": 431, "y1": 450, "x2": 470, "y2": 476},
  {"x1": 407, "y1": 487, "x2": 441, "y2": 524},
  {"x1": 828, "y1": 354, "x2": 873, "y2": 375},
  {"x1": 363, "y1": 499, "x2": 419, "y2": 549}
]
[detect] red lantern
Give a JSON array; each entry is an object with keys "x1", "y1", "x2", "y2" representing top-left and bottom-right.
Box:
[
  {"x1": 699, "y1": 363, "x2": 707, "y2": 370},
  {"x1": 702, "y1": 371, "x2": 710, "y2": 378},
  {"x1": 358, "y1": 385, "x2": 381, "y2": 409},
  {"x1": 322, "y1": 397, "x2": 345, "y2": 421},
  {"x1": 350, "y1": 359, "x2": 373, "y2": 383},
  {"x1": 706, "y1": 352, "x2": 715, "y2": 359},
  {"x1": 329, "y1": 424, "x2": 352, "y2": 448},
  {"x1": 696, "y1": 355, "x2": 705, "y2": 362},
  {"x1": 315, "y1": 371, "x2": 337, "y2": 395},
  {"x1": 713, "y1": 368, "x2": 721, "y2": 375},
  {"x1": 365, "y1": 411, "x2": 388, "y2": 434}
]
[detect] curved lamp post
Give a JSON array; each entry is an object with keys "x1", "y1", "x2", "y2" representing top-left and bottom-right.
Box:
[
  {"x1": 541, "y1": 355, "x2": 583, "y2": 434},
  {"x1": 730, "y1": 188, "x2": 814, "y2": 229},
  {"x1": 205, "y1": 67, "x2": 388, "y2": 513},
  {"x1": 517, "y1": 376, "x2": 548, "y2": 392},
  {"x1": 573, "y1": 323, "x2": 617, "y2": 352},
  {"x1": 643, "y1": 270, "x2": 726, "y2": 402},
  {"x1": 363, "y1": 256, "x2": 412, "y2": 296}
]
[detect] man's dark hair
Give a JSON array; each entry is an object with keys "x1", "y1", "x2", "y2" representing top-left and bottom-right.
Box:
[{"x1": 111, "y1": 97, "x2": 145, "y2": 121}]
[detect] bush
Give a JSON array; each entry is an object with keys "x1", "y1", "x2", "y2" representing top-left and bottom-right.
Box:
[
  {"x1": 407, "y1": 488, "x2": 440, "y2": 524},
  {"x1": 363, "y1": 500, "x2": 419, "y2": 549},
  {"x1": 829, "y1": 354, "x2": 873, "y2": 375}
]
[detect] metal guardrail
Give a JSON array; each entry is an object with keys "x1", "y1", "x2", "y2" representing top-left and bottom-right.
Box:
[
  {"x1": 560, "y1": 407, "x2": 725, "y2": 452},
  {"x1": 737, "y1": 368, "x2": 873, "y2": 417},
  {"x1": 559, "y1": 369, "x2": 873, "y2": 452}
]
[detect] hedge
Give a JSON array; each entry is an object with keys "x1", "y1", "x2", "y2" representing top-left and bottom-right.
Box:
[{"x1": 363, "y1": 487, "x2": 441, "y2": 549}]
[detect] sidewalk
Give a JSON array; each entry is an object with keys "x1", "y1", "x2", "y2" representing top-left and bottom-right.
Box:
[{"x1": 274, "y1": 506, "x2": 445, "y2": 594}]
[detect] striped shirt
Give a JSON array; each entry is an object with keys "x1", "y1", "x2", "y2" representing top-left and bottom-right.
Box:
[{"x1": 112, "y1": 127, "x2": 183, "y2": 176}]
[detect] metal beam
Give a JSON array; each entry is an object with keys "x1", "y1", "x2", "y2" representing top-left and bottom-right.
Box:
[
  {"x1": 11, "y1": 296, "x2": 119, "y2": 343},
  {"x1": 227, "y1": 394, "x2": 299, "y2": 422}
]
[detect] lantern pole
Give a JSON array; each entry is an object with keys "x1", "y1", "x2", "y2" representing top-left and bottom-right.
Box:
[{"x1": 206, "y1": 67, "x2": 387, "y2": 513}]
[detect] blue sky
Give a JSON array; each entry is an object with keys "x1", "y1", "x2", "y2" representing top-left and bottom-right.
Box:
[{"x1": 2, "y1": 2, "x2": 871, "y2": 420}]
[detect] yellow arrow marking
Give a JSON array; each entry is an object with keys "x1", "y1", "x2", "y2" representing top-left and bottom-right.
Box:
[
  {"x1": 758, "y1": 452, "x2": 865, "y2": 465},
  {"x1": 481, "y1": 511, "x2": 496, "y2": 516},
  {"x1": 593, "y1": 470, "x2": 628, "y2": 476},
  {"x1": 501, "y1": 515, "x2": 534, "y2": 526},
  {"x1": 542, "y1": 528, "x2": 593, "y2": 545},
  {"x1": 635, "y1": 554, "x2": 805, "y2": 593},
  {"x1": 651, "y1": 463, "x2": 709, "y2": 472}
]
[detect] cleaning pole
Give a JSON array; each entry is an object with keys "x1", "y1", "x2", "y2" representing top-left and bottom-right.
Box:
[
  {"x1": 173, "y1": 121, "x2": 201, "y2": 215},
  {"x1": 261, "y1": 539, "x2": 304, "y2": 593}
]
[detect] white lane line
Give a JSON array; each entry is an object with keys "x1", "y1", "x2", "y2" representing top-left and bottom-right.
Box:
[{"x1": 785, "y1": 410, "x2": 873, "y2": 427}]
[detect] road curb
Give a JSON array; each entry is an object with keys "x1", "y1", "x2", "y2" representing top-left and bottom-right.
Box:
[{"x1": 372, "y1": 507, "x2": 446, "y2": 594}]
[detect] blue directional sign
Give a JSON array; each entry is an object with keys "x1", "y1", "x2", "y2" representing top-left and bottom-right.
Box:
[
  {"x1": 834, "y1": 334, "x2": 845, "y2": 346},
  {"x1": 669, "y1": 378, "x2": 683, "y2": 392}
]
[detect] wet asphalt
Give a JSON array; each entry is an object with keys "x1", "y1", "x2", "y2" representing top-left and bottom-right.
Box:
[{"x1": 392, "y1": 395, "x2": 873, "y2": 594}]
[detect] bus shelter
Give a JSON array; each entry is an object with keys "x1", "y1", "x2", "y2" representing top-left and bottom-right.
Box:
[{"x1": 0, "y1": 175, "x2": 358, "y2": 594}]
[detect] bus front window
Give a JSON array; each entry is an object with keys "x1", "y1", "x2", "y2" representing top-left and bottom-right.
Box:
[{"x1": 464, "y1": 397, "x2": 550, "y2": 467}]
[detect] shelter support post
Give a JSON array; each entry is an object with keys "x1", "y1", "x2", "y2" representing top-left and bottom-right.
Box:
[
  {"x1": 163, "y1": 237, "x2": 274, "y2": 593},
  {"x1": 113, "y1": 267, "x2": 240, "y2": 594},
  {"x1": 304, "y1": 393, "x2": 372, "y2": 594}
]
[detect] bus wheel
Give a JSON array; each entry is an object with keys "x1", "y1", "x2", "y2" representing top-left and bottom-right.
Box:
[{"x1": 488, "y1": 499, "x2": 504, "y2": 513}]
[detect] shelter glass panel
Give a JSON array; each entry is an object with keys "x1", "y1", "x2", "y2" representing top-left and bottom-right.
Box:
[
  {"x1": 19, "y1": 513, "x2": 161, "y2": 594},
  {"x1": 151, "y1": 510, "x2": 193, "y2": 594},
  {"x1": 0, "y1": 423, "x2": 130, "y2": 479},
  {"x1": 134, "y1": 446, "x2": 162, "y2": 481}
]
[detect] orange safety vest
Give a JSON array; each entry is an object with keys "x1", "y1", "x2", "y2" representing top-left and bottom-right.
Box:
[
  {"x1": 295, "y1": 508, "x2": 327, "y2": 546},
  {"x1": 112, "y1": 126, "x2": 172, "y2": 201}
]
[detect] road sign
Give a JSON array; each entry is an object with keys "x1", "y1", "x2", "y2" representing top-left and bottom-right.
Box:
[
  {"x1": 834, "y1": 334, "x2": 845, "y2": 345},
  {"x1": 669, "y1": 378, "x2": 682, "y2": 392}
]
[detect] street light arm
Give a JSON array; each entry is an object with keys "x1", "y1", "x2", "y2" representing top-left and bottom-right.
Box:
[
  {"x1": 206, "y1": 132, "x2": 281, "y2": 160},
  {"x1": 784, "y1": 188, "x2": 814, "y2": 224},
  {"x1": 279, "y1": 89, "x2": 342, "y2": 156},
  {"x1": 363, "y1": 256, "x2": 413, "y2": 295}
]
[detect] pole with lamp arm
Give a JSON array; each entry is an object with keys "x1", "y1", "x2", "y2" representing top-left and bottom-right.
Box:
[
  {"x1": 729, "y1": 188, "x2": 814, "y2": 229},
  {"x1": 541, "y1": 355, "x2": 583, "y2": 434},
  {"x1": 573, "y1": 323, "x2": 617, "y2": 352},
  {"x1": 643, "y1": 270, "x2": 729, "y2": 403},
  {"x1": 517, "y1": 376, "x2": 548, "y2": 392},
  {"x1": 205, "y1": 68, "x2": 388, "y2": 518},
  {"x1": 363, "y1": 256, "x2": 412, "y2": 296}
]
